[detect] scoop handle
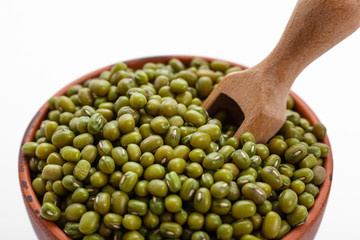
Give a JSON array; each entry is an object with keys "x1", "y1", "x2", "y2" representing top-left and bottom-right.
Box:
[{"x1": 261, "y1": 0, "x2": 360, "y2": 90}]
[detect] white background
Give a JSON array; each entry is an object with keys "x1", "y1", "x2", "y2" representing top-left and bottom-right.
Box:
[{"x1": 1, "y1": 0, "x2": 359, "y2": 239}]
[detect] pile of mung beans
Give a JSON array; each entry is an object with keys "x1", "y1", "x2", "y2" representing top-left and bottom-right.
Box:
[{"x1": 22, "y1": 57, "x2": 329, "y2": 240}]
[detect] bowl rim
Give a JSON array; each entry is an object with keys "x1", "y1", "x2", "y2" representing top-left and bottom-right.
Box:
[{"x1": 18, "y1": 55, "x2": 333, "y2": 240}]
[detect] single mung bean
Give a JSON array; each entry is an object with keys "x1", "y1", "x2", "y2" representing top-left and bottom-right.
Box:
[
  {"x1": 242, "y1": 141, "x2": 257, "y2": 158},
  {"x1": 63, "y1": 222, "x2": 82, "y2": 239},
  {"x1": 257, "y1": 200, "x2": 272, "y2": 215},
  {"x1": 52, "y1": 179, "x2": 68, "y2": 196},
  {"x1": 174, "y1": 209, "x2": 188, "y2": 226},
  {"x1": 42, "y1": 164, "x2": 63, "y2": 181},
  {"x1": 73, "y1": 160, "x2": 91, "y2": 180},
  {"x1": 140, "y1": 135, "x2": 164, "y2": 152},
  {"x1": 278, "y1": 163, "x2": 294, "y2": 178},
  {"x1": 149, "y1": 196, "x2": 164, "y2": 215},
  {"x1": 89, "y1": 79, "x2": 111, "y2": 97},
  {"x1": 186, "y1": 162, "x2": 204, "y2": 179},
  {"x1": 167, "y1": 158, "x2": 187, "y2": 174},
  {"x1": 122, "y1": 161, "x2": 144, "y2": 178},
  {"x1": 311, "y1": 142, "x2": 330, "y2": 158},
  {"x1": 65, "y1": 203, "x2": 87, "y2": 221},
  {"x1": 284, "y1": 144, "x2": 308, "y2": 164},
  {"x1": 176, "y1": 69, "x2": 198, "y2": 86},
  {"x1": 148, "y1": 179, "x2": 168, "y2": 198},
  {"x1": 103, "y1": 213, "x2": 123, "y2": 230},
  {"x1": 193, "y1": 187, "x2": 211, "y2": 213},
  {"x1": 73, "y1": 133, "x2": 94, "y2": 149},
  {"x1": 191, "y1": 231, "x2": 210, "y2": 240},
  {"x1": 286, "y1": 205, "x2": 308, "y2": 227},
  {"x1": 159, "y1": 99, "x2": 178, "y2": 117},
  {"x1": 22, "y1": 142, "x2": 39, "y2": 156},
  {"x1": 188, "y1": 212, "x2": 205, "y2": 230},
  {"x1": 87, "y1": 112, "x2": 107, "y2": 135},
  {"x1": 154, "y1": 145, "x2": 175, "y2": 164},
  {"x1": 119, "y1": 171, "x2": 138, "y2": 193},
  {"x1": 232, "y1": 219, "x2": 254, "y2": 237},
  {"x1": 264, "y1": 154, "x2": 281, "y2": 169},
  {"x1": 164, "y1": 194, "x2": 182, "y2": 213},
  {"x1": 122, "y1": 214, "x2": 142, "y2": 231},
  {"x1": 79, "y1": 211, "x2": 100, "y2": 234},
  {"x1": 232, "y1": 150, "x2": 251, "y2": 170},
  {"x1": 299, "y1": 154, "x2": 317, "y2": 169},
  {"x1": 109, "y1": 170, "x2": 123, "y2": 187},
  {"x1": 261, "y1": 211, "x2": 281, "y2": 239},
  {"x1": 111, "y1": 191, "x2": 129, "y2": 215},
  {"x1": 303, "y1": 132, "x2": 317, "y2": 145},
  {"x1": 60, "y1": 146, "x2": 80, "y2": 162},
  {"x1": 97, "y1": 139, "x2": 113, "y2": 157},
  {"x1": 127, "y1": 199, "x2": 148, "y2": 216},
  {"x1": 268, "y1": 138, "x2": 287, "y2": 156},
  {"x1": 190, "y1": 132, "x2": 212, "y2": 150},
  {"x1": 299, "y1": 192, "x2": 315, "y2": 209},
  {"x1": 236, "y1": 174, "x2": 255, "y2": 188},
  {"x1": 232, "y1": 200, "x2": 256, "y2": 219},
  {"x1": 224, "y1": 181, "x2": 240, "y2": 201},
  {"x1": 169, "y1": 58, "x2": 185, "y2": 72},
  {"x1": 62, "y1": 175, "x2": 83, "y2": 192},
  {"x1": 102, "y1": 120, "x2": 120, "y2": 141},
  {"x1": 276, "y1": 220, "x2": 292, "y2": 239},
  {"x1": 185, "y1": 110, "x2": 206, "y2": 127},
  {"x1": 71, "y1": 187, "x2": 89, "y2": 203},
  {"x1": 134, "y1": 180, "x2": 149, "y2": 197},
  {"x1": 312, "y1": 122, "x2": 326, "y2": 140},
  {"x1": 42, "y1": 191, "x2": 59, "y2": 206},
  {"x1": 167, "y1": 115, "x2": 184, "y2": 127},
  {"x1": 130, "y1": 92, "x2": 147, "y2": 109},
  {"x1": 312, "y1": 165, "x2": 326, "y2": 185},
  {"x1": 143, "y1": 211, "x2": 160, "y2": 229},
  {"x1": 216, "y1": 223, "x2": 233, "y2": 240},
  {"x1": 211, "y1": 198, "x2": 232, "y2": 215},
  {"x1": 165, "y1": 171, "x2": 182, "y2": 193},
  {"x1": 204, "y1": 213, "x2": 222, "y2": 232},
  {"x1": 80, "y1": 145, "x2": 97, "y2": 164},
  {"x1": 144, "y1": 164, "x2": 165, "y2": 180},
  {"x1": 293, "y1": 168, "x2": 314, "y2": 183},
  {"x1": 189, "y1": 148, "x2": 206, "y2": 163},
  {"x1": 279, "y1": 189, "x2": 298, "y2": 214},
  {"x1": 41, "y1": 202, "x2": 61, "y2": 221},
  {"x1": 150, "y1": 116, "x2": 170, "y2": 134},
  {"x1": 164, "y1": 126, "x2": 181, "y2": 148},
  {"x1": 200, "y1": 172, "x2": 214, "y2": 188},
  {"x1": 89, "y1": 171, "x2": 108, "y2": 189},
  {"x1": 120, "y1": 132, "x2": 142, "y2": 147},
  {"x1": 260, "y1": 166, "x2": 283, "y2": 190},
  {"x1": 35, "y1": 143, "x2": 57, "y2": 160},
  {"x1": 179, "y1": 178, "x2": 199, "y2": 201},
  {"x1": 170, "y1": 78, "x2": 188, "y2": 93},
  {"x1": 111, "y1": 146, "x2": 128, "y2": 166},
  {"x1": 202, "y1": 152, "x2": 224, "y2": 170},
  {"x1": 241, "y1": 182, "x2": 266, "y2": 204},
  {"x1": 159, "y1": 222, "x2": 183, "y2": 238},
  {"x1": 98, "y1": 156, "x2": 115, "y2": 174}
]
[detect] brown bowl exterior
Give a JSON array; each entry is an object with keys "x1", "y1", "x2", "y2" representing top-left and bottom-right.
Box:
[{"x1": 18, "y1": 55, "x2": 333, "y2": 240}]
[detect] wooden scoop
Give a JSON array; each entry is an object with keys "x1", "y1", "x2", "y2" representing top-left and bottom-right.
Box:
[{"x1": 202, "y1": 0, "x2": 360, "y2": 143}]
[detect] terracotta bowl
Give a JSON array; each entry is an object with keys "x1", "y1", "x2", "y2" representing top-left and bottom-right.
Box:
[{"x1": 18, "y1": 55, "x2": 333, "y2": 240}]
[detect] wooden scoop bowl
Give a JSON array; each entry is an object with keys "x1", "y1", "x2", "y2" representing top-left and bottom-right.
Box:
[{"x1": 202, "y1": 0, "x2": 360, "y2": 143}]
